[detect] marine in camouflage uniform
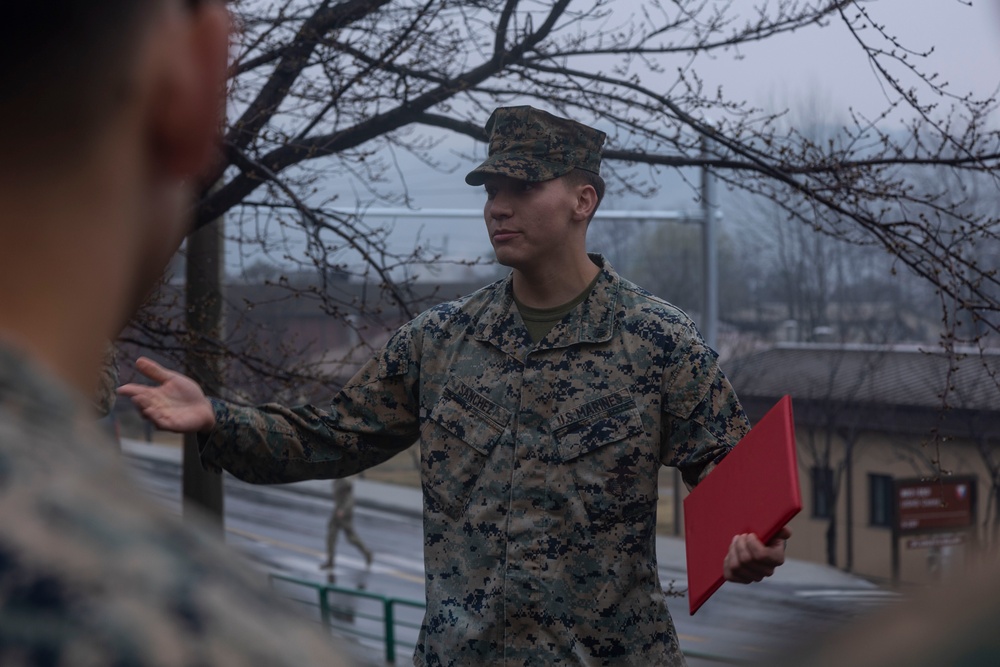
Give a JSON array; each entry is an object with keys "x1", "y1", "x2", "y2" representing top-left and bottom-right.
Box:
[
  {"x1": 125, "y1": 107, "x2": 784, "y2": 665},
  {"x1": 321, "y1": 477, "x2": 374, "y2": 571},
  {"x1": 203, "y1": 107, "x2": 749, "y2": 665}
]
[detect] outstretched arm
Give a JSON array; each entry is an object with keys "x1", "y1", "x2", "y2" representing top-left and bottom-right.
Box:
[
  {"x1": 117, "y1": 357, "x2": 216, "y2": 433},
  {"x1": 723, "y1": 525, "x2": 792, "y2": 584}
]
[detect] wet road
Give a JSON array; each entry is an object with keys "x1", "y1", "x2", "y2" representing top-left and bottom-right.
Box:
[{"x1": 122, "y1": 440, "x2": 893, "y2": 665}]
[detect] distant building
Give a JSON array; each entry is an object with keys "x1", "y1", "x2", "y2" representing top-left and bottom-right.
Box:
[
  {"x1": 722, "y1": 343, "x2": 1000, "y2": 585},
  {"x1": 725, "y1": 301, "x2": 940, "y2": 346}
]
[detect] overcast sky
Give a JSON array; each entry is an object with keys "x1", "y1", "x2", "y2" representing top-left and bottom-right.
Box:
[
  {"x1": 696, "y1": 0, "x2": 1000, "y2": 120},
  {"x1": 417, "y1": 0, "x2": 998, "y2": 256}
]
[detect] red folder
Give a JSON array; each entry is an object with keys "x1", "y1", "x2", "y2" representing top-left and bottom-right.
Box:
[{"x1": 682, "y1": 395, "x2": 800, "y2": 615}]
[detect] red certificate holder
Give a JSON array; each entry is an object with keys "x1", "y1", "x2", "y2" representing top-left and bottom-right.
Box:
[{"x1": 682, "y1": 395, "x2": 801, "y2": 615}]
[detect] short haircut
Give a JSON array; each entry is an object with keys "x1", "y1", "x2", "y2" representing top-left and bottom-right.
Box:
[
  {"x1": 0, "y1": 1, "x2": 162, "y2": 171},
  {"x1": 563, "y1": 168, "x2": 606, "y2": 220}
]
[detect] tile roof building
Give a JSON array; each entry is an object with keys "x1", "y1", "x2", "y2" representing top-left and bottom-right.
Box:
[{"x1": 722, "y1": 343, "x2": 999, "y2": 585}]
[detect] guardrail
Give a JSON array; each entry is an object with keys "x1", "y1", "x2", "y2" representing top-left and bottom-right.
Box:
[
  {"x1": 269, "y1": 573, "x2": 424, "y2": 663},
  {"x1": 269, "y1": 573, "x2": 749, "y2": 665}
]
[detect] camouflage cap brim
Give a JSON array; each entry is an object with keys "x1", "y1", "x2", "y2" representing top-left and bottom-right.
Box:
[{"x1": 464, "y1": 154, "x2": 575, "y2": 186}]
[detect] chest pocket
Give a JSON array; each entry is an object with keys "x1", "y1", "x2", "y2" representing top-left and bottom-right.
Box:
[
  {"x1": 552, "y1": 389, "x2": 657, "y2": 527},
  {"x1": 421, "y1": 381, "x2": 510, "y2": 521}
]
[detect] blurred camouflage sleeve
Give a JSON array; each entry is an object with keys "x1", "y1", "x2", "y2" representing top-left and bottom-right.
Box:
[
  {"x1": 659, "y1": 335, "x2": 749, "y2": 489},
  {"x1": 0, "y1": 345, "x2": 355, "y2": 667},
  {"x1": 93, "y1": 341, "x2": 118, "y2": 417},
  {"x1": 199, "y1": 326, "x2": 421, "y2": 484}
]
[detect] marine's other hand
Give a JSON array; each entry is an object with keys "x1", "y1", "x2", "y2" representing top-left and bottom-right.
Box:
[
  {"x1": 723, "y1": 526, "x2": 792, "y2": 584},
  {"x1": 118, "y1": 357, "x2": 216, "y2": 433}
]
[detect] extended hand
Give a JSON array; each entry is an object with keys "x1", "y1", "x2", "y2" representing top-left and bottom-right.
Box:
[
  {"x1": 723, "y1": 526, "x2": 792, "y2": 584},
  {"x1": 118, "y1": 357, "x2": 216, "y2": 433}
]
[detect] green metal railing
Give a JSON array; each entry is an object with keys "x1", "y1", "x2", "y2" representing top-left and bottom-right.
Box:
[
  {"x1": 269, "y1": 573, "x2": 748, "y2": 665},
  {"x1": 269, "y1": 573, "x2": 424, "y2": 663}
]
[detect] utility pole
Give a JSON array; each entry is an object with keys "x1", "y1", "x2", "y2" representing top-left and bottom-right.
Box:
[
  {"x1": 701, "y1": 134, "x2": 718, "y2": 350},
  {"x1": 676, "y1": 142, "x2": 720, "y2": 536},
  {"x1": 183, "y1": 213, "x2": 225, "y2": 533}
]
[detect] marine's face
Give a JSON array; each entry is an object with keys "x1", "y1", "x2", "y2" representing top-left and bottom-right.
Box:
[{"x1": 482, "y1": 174, "x2": 578, "y2": 273}]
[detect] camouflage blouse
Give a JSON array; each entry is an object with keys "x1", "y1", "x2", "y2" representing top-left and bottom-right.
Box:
[
  {"x1": 202, "y1": 256, "x2": 749, "y2": 667},
  {"x1": 0, "y1": 346, "x2": 350, "y2": 666}
]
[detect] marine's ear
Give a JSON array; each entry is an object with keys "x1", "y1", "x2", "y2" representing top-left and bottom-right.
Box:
[
  {"x1": 571, "y1": 181, "x2": 599, "y2": 223},
  {"x1": 147, "y1": 1, "x2": 231, "y2": 179}
]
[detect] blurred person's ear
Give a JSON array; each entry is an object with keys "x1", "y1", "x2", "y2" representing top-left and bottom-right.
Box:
[
  {"x1": 117, "y1": 1, "x2": 231, "y2": 326},
  {"x1": 147, "y1": 1, "x2": 230, "y2": 180}
]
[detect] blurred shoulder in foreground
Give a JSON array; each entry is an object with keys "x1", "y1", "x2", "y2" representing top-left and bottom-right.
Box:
[{"x1": 768, "y1": 552, "x2": 1000, "y2": 667}]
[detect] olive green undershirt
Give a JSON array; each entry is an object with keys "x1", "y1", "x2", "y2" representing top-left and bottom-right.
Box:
[{"x1": 514, "y1": 272, "x2": 601, "y2": 343}]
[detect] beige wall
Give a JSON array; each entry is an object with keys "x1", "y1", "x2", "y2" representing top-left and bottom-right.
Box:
[{"x1": 786, "y1": 426, "x2": 993, "y2": 586}]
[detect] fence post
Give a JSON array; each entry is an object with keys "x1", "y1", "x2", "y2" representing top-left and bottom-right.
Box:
[
  {"x1": 384, "y1": 598, "x2": 396, "y2": 663},
  {"x1": 319, "y1": 588, "x2": 332, "y2": 627}
]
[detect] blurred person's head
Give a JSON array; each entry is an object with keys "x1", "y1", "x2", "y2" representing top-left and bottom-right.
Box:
[
  {"x1": 1, "y1": 1, "x2": 227, "y2": 180},
  {"x1": 0, "y1": 0, "x2": 229, "y2": 395}
]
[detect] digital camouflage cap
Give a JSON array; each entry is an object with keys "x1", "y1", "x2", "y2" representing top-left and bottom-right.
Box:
[{"x1": 465, "y1": 106, "x2": 606, "y2": 186}]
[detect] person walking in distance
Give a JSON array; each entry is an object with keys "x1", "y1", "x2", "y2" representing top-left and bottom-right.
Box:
[{"x1": 321, "y1": 477, "x2": 374, "y2": 572}]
